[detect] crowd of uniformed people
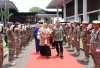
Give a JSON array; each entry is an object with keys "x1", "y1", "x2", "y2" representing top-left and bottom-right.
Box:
[
  {"x1": 0, "y1": 20, "x2": 100, "y2": 68},
  {"x1": 34, "y1": 20, "x2": 100, "y2": 68},
  {"x1": 0, "y1": 22, "x2": 35, "y2": 68}
]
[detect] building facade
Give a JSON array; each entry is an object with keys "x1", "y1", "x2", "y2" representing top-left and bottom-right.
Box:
[{"x1": 47, "y1": 0, "x2": 100, "y2": 23}]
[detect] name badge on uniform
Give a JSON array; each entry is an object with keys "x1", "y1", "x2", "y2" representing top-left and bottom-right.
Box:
[
  {"x1": 45, "y1": 39, "x2": 47, "y2": 44},
  {"x1": 96, "y1": 48, "x2": 100, "y2": 53},
  {"x1": 77, "y1": 39, "x2": 79, "y2": 41},
  {"x1": 68, "y1": 35, "x2": 70, "y2": 38},
  {"x1": 72, "y1": 37, "x2": 74, "y2": 40}
]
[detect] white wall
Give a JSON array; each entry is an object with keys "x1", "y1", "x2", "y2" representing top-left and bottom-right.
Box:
[
  {"x1": 53, "y1": 17, "x2": 64, "y2": 24},
  {"x1": 67, "y1": 18, "x2": 74, "y2": 22}
]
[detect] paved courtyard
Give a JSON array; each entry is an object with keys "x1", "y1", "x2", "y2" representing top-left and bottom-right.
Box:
[{"x1": 2, "y1": 40, "x2": 94, "y2": 68}]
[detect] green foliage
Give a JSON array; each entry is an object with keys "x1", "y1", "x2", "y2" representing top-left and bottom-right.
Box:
[
  {"x1": 80, "y1": 38, "x2": 83, "y2": 49},
  {"x1": 2, "y1": 35, "x2": 8, "y2": 54},
  {"x1": 29, "y1": 7, "x2": 50, "y2": 23},
  {"x1": 44, "y1": 18, "x2": 49, "y2": 23},
  {"x1": 29, "y1": 7, "x2": 43, "y2": 12},
  {"x1": 38, "y1": 18, "x2": 42, "y2": 21},
  {"x1": 0, "y1": 8, "x2": 13, "y2": 19}
]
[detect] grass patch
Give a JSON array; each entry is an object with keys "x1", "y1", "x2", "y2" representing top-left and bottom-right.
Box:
[
  {"x1": 2, "y1": 35, "x2": 8, "y2": 54},
  {"x1": 80, "y1": 38, "x2": 83, "y2": 49},
  {"x1": 66, "y1": 37, "x2": 83, "y2": 49}
]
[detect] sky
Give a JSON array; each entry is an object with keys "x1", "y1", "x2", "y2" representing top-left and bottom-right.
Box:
[
  {"x1": 10, "y1": 0, "x2": 57, "y2": 12},
  {"x1": 9, "y1": 0, "x2": 64, "y2": 23}
]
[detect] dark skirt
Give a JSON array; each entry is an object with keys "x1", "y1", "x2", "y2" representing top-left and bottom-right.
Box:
[
  {"x1": 40, "y1": 45, "x2": 51, "y2": 56},
  {"x1": 45, "y1": 46, "x2": 51, "y2": 56},
  {"x1": 40, "y1": 46, "x2": 45, "y2": 56}
]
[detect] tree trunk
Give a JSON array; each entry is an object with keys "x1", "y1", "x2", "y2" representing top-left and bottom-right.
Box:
[{"x1": 5, "y1": 18, "x2": 6, "y2": 27}]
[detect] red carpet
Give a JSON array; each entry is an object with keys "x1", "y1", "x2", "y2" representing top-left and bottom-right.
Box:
[{"x1": 26, "y1": 46, "x2": 84, "y2": 68}]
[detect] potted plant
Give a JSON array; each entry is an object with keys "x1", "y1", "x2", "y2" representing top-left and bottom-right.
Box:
[{"x1": 0, "y1": 8, "x2": 13, "y2": 27}]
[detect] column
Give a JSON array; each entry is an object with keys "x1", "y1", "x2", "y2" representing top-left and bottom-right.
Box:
[
  {"x1": 87, "y1": 14, "x2": 90, "y2": 21},
  {"x1": 57, "y1": 7, "x2": 59, "y2": 20},
  {"x1": 83, "y1": 0, "x2": 88, "y2": 21},
  {"x1": 63, "y1": 3, "x2": 66, "y2": 22},
  {"x1": 7, "y1": 0, "x2": 10, "y2": 22},
  {"x1": 77, "y1": 16, "x2": 80, "y2": 22},
  {"x1": 74, "y1": 0, "x2": 78, "y2": 21},
  {"x1": 98, "y1": 12, "x2": 100, "y2": 20},
  {"x1": 51, "y1": 17, "x2": 54, "y2": 24},
  {"x1": 49, "y1": 17, "x2": 51, "y2": 24},
  {"x1": 4, "y1": 0, "x2": 7, "y2": 10},
  {"x1": 79, "y1": 16, "x2": 81, "y2": 23}
]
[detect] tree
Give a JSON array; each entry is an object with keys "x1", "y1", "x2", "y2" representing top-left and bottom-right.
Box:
[
  {"x1": 44, "y1": 18, "x2": 49, "y2": 23},
  {"x1": 0, "y1": 8, "x2": 13, "y2": 27},
  {"x1": 29, "y1": 7, "x2": 50, "y2": 23},
  {"x1": 29, "y1": 7, "x2": 43, "y2": 12}
]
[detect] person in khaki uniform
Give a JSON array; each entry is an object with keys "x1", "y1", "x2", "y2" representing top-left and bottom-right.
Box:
[
  {"x1": 26, "y1": 25, "x2": 29, "y2": 45},
  {"x1": 28, "y1": 24, "x2": 31, "y2": 42},
  {"x1": 28, "y1": 24, "x2": 31, "y2": 43},
  {"x1": 23, "y1": 24, "x2": 27, "y2": 50},
  {"x1": 66, "y1": 23, "x2": 71, "y2": 48},
  {"x1": 14, "y1": 22, "x2": 22, "y2": 58},
  {"x1": 6, "y1": 22, "x2": 16, "y2": 66},
  {"x1": 90, "y1": 20, "x2": 100, "y2": 68},
  {"x1": 25, "y1": 24, "x2": 28, "y2": 45},
  {"x1": 22, "y1": 25, "x2": 26, "y2": 50},
  {"x1": 69, "y1": 22, "x2": 75, "y2": 51},
  {"x1": 49, "y1": 24, "x2": 54, "y2": 49},
  {"x1": 0, "y1": 24, "x2": 3, "y2": 68},
  {"x1": 81, "y1": 21, "x2": 91, "y2": 62},
  {"x1": 62, "y1": 23, "x2": 66, "y2": 45},
  {"x1": 19, "y1": 25, "x2": 24, "y2": 53},
  {"x1": 39, "y1": 23, "x2": 51, "y2": 58},
  {"x1": 32, "y1": 25, "x2": 35, "y2": 38},
  {"x1": 73, "y1": 21, "x2": 80, "y2": 56},
  {"x1": 30, "y1": 25, "x2": 34, "y2": 42}
]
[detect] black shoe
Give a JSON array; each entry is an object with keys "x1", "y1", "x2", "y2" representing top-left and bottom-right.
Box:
[
  {"x1": 47, "y1": 56, "x2": 50, "y2": 59},
  {"x1": 41, "y1": 54, "x2": 45, "y2": 56},
  {"x1": 57, "y1": 54, "x2": 59, "y2": 56},
  {"x1": 60, "y1": 56, "x2": 64, "y2": 59}
]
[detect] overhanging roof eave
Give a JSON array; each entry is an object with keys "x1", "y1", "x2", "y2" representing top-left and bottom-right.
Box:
[{"x1": 46, "y1": 0, "x2": 73, "y2": 9}]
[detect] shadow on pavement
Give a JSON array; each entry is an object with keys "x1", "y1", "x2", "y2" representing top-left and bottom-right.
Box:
[
  {"x1": 78, "y1": 60, "x2": 89, "y2": 65},
  {"x1": 3, "y1": 64, "x2": 12, "y2": 68},
  {"x1": 71, "y1": 53, "x2": 80, "y2": 57}
]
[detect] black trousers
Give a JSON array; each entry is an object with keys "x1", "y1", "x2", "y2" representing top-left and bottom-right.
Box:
[
  {"x1": 51, "y1": 39, "x2": 55, "y2": 47},
  {"x1": 54, "y1": 41, "x2": 63, "y2": 56}
]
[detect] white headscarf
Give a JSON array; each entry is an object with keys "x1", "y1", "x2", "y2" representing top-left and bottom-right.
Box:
[{"x1": 36, "y1": 23, "x2": 39, "y2": 28}]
